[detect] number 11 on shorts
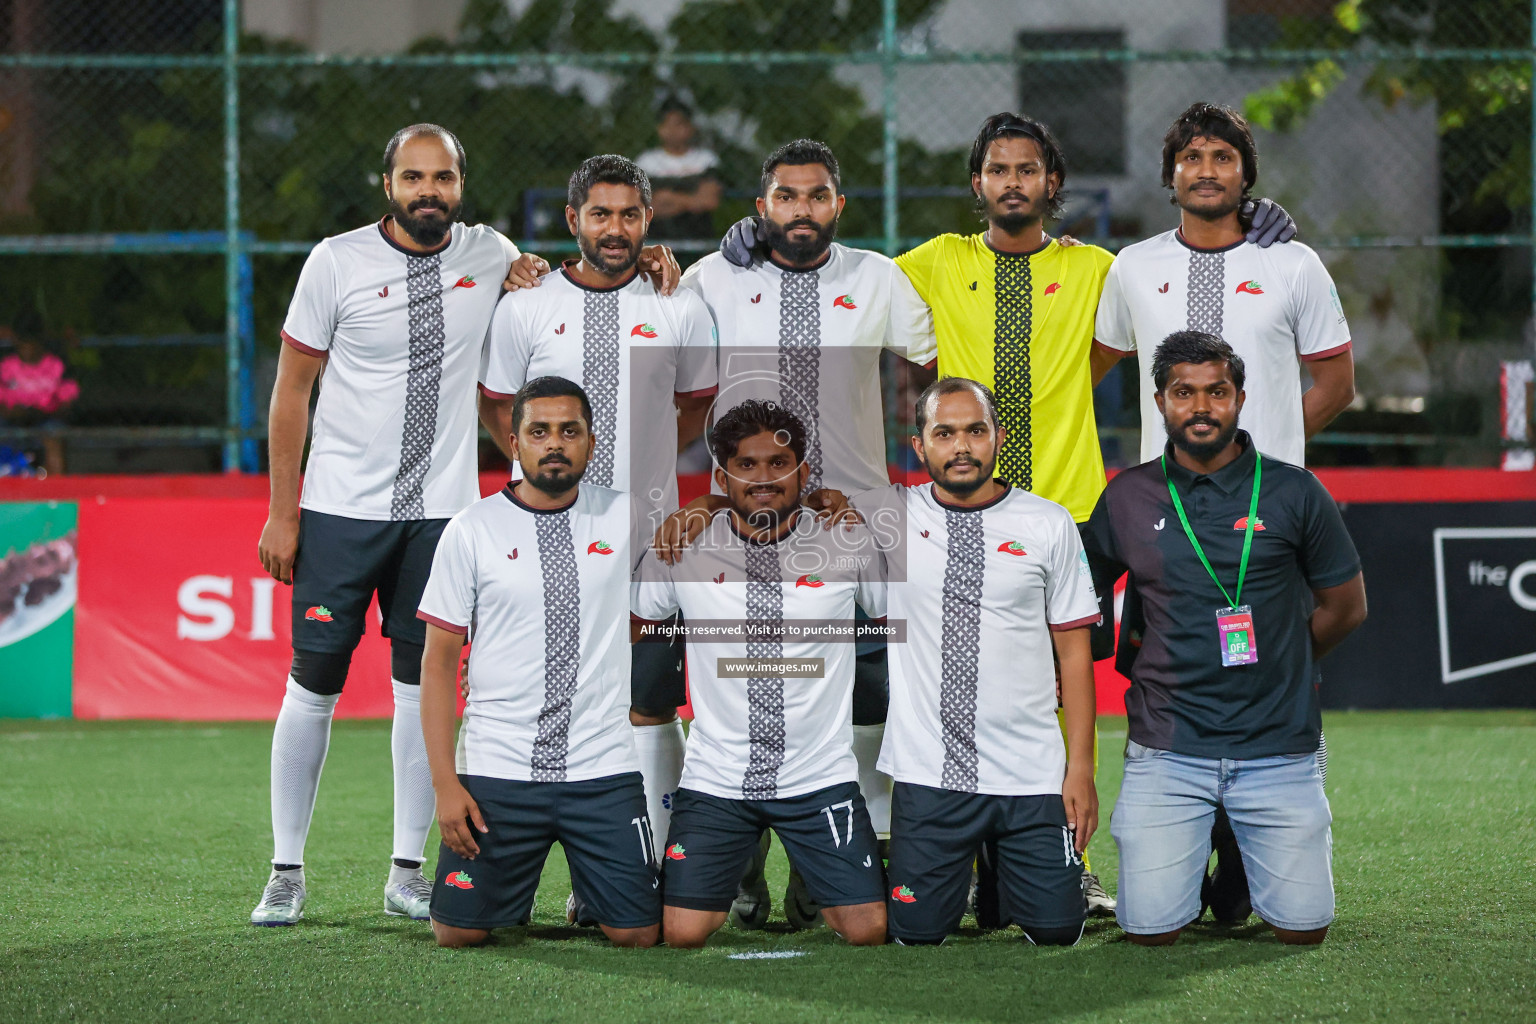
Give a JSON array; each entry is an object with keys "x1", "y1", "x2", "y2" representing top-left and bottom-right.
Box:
[{"x1": 631, "y1": 815, "x2": 656, "y2": 865}]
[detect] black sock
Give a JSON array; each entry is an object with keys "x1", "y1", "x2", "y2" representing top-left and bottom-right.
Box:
[
  {"x1": 392, "y1": 857, "x2": 422, "y2": 871},
  {"x1": 273, "y1": 863, "x2": 302, "y2": 873}
]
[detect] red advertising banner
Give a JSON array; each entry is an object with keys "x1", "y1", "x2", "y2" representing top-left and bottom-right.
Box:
[
  {"x1": 72, "y1": 497, "x2": 393, "y2": 720},
  {"x1": 2, "y1": 468, "x2": 1526, "y2": 721}
]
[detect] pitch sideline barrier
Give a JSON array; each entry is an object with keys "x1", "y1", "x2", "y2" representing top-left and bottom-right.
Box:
[{"x1": 0, "y1": 469, "x2": 1531, "y2": 719}]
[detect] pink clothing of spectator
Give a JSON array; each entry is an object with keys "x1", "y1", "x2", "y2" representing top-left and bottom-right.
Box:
[{"x1": 0, "y1": 351, "x2": 79, "y2": 414}]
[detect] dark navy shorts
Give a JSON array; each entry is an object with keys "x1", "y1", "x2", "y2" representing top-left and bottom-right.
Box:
[
  {"x1": 631, "y1": 614, "x2": 686, "y2": 713},
  {"x1": 663, "y1": 781, "x2": 884, "y2": 913},
  {"x1": 291, "y1": 510, "x2": 446, "y2": 654},
  {"x1": 886, "y1": 783, "x2": 1085, "y2": 942},
  {"x1": 430, "y1": 772, "x2": 661, "y2": 931}
]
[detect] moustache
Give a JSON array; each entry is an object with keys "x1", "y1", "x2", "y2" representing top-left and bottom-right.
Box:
[
  {"x1": 539, "y1": 454, "x2": 572, "y2": 466},
  {"x1": 596, "y1": 235, "x2": 635, "y2": 249},
  {"x1": 783, "y1": 218, "x2": 821, "y2": 232},
  {"x1": 1181, "y1": 417, "x2": 1220, "y2": 430},
  {"x1": 945, "y1": 456, "x2": 982, "y2": 470},
  {"x1": 409, "y1": 200, "x2": 447, "y2": 213}
]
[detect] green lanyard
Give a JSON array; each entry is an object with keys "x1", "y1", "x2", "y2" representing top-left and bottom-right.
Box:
[{"x1": 1160, "y1": 452, "x2": 1262, "y2": 608}]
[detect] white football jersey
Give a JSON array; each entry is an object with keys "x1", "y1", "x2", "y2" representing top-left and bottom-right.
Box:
[
  {"x1": 479, "y1": 264, "x2": 717, "y2": 548},
  {"x1": 1094, "y1": 230, "x2": 1351, "y2": 466},
  {"x1": 282, "y1": 219, "x2": 519, "y2": 521},
  {"x1": 853, "y1": 482, "x2": 1100, "y2": 797},
  {"x1": 682, "y1": 245, "x2": 936, "y2": 494},
  {"x1": 416, "y1": 484, "x2": 636, "y2": 783},
  {"x1": 631, "y1": 512, "x2": 886, "y2": 801}
]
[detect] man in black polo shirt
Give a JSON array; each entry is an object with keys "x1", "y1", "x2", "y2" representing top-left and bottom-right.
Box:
[{"x1": 1082, "y1": 330, "x2": 1366, "y2": 946}]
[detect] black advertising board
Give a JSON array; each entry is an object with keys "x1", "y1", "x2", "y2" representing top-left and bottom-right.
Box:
[{"x1": 1322, "y1": 501, "x2": 1536, "y2": 708}]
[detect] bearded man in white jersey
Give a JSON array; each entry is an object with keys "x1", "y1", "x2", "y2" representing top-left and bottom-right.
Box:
[
  {"x1": 1090, "y1": 102, "x2": 1354, "y2": 925},
  {"x1": 417, "y1": 377, "x2": 658, "y2": 949},
  {"x1": 249, "y1": 125, "x2": 676, "y2": 927},
  {"x1": 633, "y1": 400, "x2": 888, "y2": 948},
  {"x1": 853, "y1": 377, "x2": 1100, "y2": 946},
  {"x1": 668, "y1": 139, "x2": 935, "y2": 929},
  {"x1": 479, "y1": 154, "x2": 717, "y2": 921}
]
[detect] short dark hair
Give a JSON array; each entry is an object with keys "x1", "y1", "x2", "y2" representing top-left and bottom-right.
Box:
[
  {"x1": 567, "y1": 154, "x2": 652, "y2": 212},
  {"x1": 760, "y1": 139, "x2": 840, "y2": 195},
  {"x1": 511, "y1": 376, "x2": 593, "y2": 433},
  {"x1": 915, "y1": 376, "x2": 1000, "y2": 435},
  {"x1": 383, "y1": 123, "x2": 466, "y2": 178},
  {"x1": 968, "y1": 112, "x2": 1068, "y2": 220},
  {"x1": 1161, "y1": 102, "x2": 1258, "y2": 201},
  {"x1": 1151, "y1": 331, "x2": 1247, "y2": 393},
  {"x1": 709, "y1": 400, "x2": 808, "y2": 465},
  {"x1": 657, "y1": 96, "x2": 693, "y2": 123}
]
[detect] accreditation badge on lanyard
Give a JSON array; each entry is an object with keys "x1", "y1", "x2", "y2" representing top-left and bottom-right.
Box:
[{"x1": 1161, "y1": 453, "x2": 1263, "y2": 668}]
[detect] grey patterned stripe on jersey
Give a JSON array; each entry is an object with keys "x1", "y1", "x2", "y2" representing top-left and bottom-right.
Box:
[
  {"x1": 390, "y1": 253, "x2": 448, "y2": 520},
  {"x1": 742, "y1": 542, "x2": 787, "y2": 799},
  {"x1": 939, "y1": 508, "x2": 985, "y2": 792},
  {"x1": 582, "y1": 290, "x2": 621, "y2": 487},
  {"x1": 530, "y1": 511, "x2": 582, "y2": 782},
  {"x1": 1186, "y1": 250, "x2": 1225, "y2": 335},
  {"x1": 777, "y1": 270, "x2": 823, "y2": 493}
]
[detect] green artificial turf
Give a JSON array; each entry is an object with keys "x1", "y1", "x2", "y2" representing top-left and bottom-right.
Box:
[{"x1": 0, "y1": 711, "x2": 1531, "y2": 1023}]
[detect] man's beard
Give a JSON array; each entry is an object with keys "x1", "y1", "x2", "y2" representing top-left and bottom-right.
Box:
[
  {"x1": 1166, "y1": 414, "x2": 1240, "y2": 460},
  {"x1": 524, "y1": 453, "x2": 584, "y2": 495},
  {"x1": 731, "y1": 482, "x2": 800, "y2": 531},
  {"x1": 763, "y1": 215, "x2": 838, "y2": 265},
  {"x1": 985, "y1": 191, "x2": 1042, "y2": 233},
  {"x1": 388, "y1": 194, "x2": 460, "y2": 247},
  {"x1": 577, "y1": 232, "x2": 642, "y2": 276},
  {"x1": 1177, "y1": 185, "x2": 1243, "y2": 222},
  {"x1": 924, "y1": 450, "x2": 996, "y2": 498}
]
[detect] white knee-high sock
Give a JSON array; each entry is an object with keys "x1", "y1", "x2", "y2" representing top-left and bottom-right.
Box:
[
  {"x1": 391, "y1": 680, "x2": 435, "y2": 865},
  {"x1": 271, "y1": 678, "x2": 340, "y2": 866},
  {"x1": 852, "y1": 723, "x2": 892, "y2": 838},
  {"x1": 633, "y1": 720, "x2": 686, "y2": 855}
]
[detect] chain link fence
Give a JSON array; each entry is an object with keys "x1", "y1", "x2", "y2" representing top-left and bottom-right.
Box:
[{"x1": 0, "y1": 0, "x2": 1530, "y2": 472}]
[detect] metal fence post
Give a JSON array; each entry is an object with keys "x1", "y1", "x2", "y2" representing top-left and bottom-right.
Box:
[
  {"x1": 222, "y1": 0, "x2": 241, "y2": 473},
  {"x1": 881, "y1": 0, "x2": 899, "y2": 257}
]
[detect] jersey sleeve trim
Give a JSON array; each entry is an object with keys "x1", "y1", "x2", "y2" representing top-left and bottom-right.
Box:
[
  {"x1": 1049, "y1": 613, "x2": 1101, "y2": 632},
  {"x1": 1299, "y1": 340, "x2": 1352, "y2": 362},
  {"x1": 676, "y1": 385, "x2": 719, "y2": 398},
  {"x1": 416, "y1": 610, "x2": 468, "y2": 635},
  {"x1": 280, "y1": 330, "x2": 327, "y2": 358},
  {"x1": 1094, "y1": 338, "x2": 1132, "y2": 356},
  {"x1": 477, "y1": 382, "x2": 515, "y2": 400}
]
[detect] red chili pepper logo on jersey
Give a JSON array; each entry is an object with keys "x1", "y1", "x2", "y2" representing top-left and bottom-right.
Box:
[
  {"x1": 891, "y1": 885, "x2": 916, "y2": 903},
  {"x1": 452, "y1": 275, "x2": 476, "y2": 289},
  {"x1": 1235, "y1": 280, "x2": 1264, "y2": 295},
  {"x1": 1233, "y1": 517, "x2": 1266, "y2": 531},
  {"x1": 833, "y1": 294, "x2": 857, "y2": 309},
  {"x1": 587, "y1": 541, "x2": 614, "y2": 555},
  {"x1": 304, "y1": 605, "x2": 334, "y2": 622},
  {"x1": 630, "y1": 323, "x2": 658, "y2": 338},
  {"x1": 665, "y1": 843, "x2": 686, "y2": 861},
  {"x1": 445, "y1": 871, "x2": 474, "y2": 889},
  {"x1": 795, "y1": 574, "x2": 824, "y2": 588},
  {"x1": 997, "y1": 541, "x2": 1027, "y2": 556},
  {"x1": 1044, "y1": 282, "x2": 1061, "y2": 295}
]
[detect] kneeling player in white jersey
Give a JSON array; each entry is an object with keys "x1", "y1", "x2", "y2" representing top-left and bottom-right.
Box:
[
  {"x1": 480, "y1": 155, "x2": 717, "y2": 885},
  {"x1": 632, "y1": 401, "x2": 888, "y2": 948},
  {"x1": 417, "y1": 377, "x2": 659, "y2": 948},
  {"x1": 857, "y1": 377, "x2": 1100, "y2": 946}
]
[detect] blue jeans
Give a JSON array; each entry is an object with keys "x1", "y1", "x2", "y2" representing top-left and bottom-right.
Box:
[{"x1": 1111, "y1": 740, "x2": 1334, "y2": 934}]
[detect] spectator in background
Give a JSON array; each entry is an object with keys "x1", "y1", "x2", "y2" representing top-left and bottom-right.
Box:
[
  {"x1": 636, "y1": 98, "x2": 722, "y2": 245},
  {"x1": 0, "y1": 327, "x2": 79, "y2": 477}
]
